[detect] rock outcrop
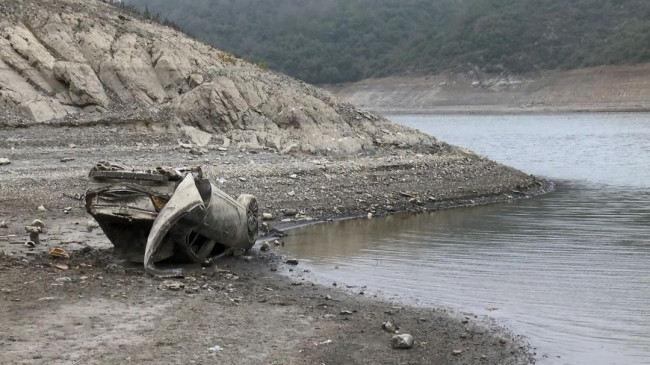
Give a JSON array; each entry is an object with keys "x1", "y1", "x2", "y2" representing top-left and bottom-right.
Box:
[{"x1": 0, "y1": 0, "x2": 447, "y2": 155}]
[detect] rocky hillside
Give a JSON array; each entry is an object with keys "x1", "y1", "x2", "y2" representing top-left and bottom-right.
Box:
[{"x1": 0, "y1": 0, "x2": 444, "y2": 155}]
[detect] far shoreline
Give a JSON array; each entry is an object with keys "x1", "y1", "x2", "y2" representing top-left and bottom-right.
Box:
[{"x1": 372, "y1": 105, "x2": 650, "y2": 115}]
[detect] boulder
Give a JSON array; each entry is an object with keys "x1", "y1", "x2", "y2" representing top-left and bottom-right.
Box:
[
  {"x1": 391, "y1": 334, "x2": 414, "y2": 349},
  {"x1": 53, "y1": 61, "x2": 109, "y2": 107}
]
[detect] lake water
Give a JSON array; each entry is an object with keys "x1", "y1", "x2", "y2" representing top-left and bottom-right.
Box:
[{"x1": 280, "y1": 113, "x2": 650, "y2": 365}]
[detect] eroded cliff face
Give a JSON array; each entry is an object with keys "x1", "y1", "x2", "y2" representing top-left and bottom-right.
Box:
[{"x1": 0, "y1": 0, "x2": 445, "y2": 155}]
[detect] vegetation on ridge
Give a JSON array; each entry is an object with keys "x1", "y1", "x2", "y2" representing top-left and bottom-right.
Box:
[{"x1": 123, "y1": 0, "x2": 650, "y2": 84}]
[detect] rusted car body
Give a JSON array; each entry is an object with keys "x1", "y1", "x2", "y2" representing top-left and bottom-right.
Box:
[{"x1": 85, "y1": 162, "x2": 259, "y2": 276}]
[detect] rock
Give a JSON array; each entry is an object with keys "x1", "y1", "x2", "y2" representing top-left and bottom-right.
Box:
[
  {"x1": 30, "y1": 219, "x2": 44, "y2": 229},
  {"x1": 340, "y1": 310, "x2": 354, "y2": 315},
  {"x1": 161, "y1": 281, "x2": 185, "y2": 291},
  {"x1": 37, "y1": 205, "x2": 47, "y2": 211},
  {"x1": 86, "y1": 220, "x2": 100, "y2": 232},
  {"x1": 285, "y1": 258, "x2": 299, "y2": 265},
  {"x1": 283, "y1": 209, "x2": 298, "y2": 217},
  {"x1": 287, "y1": 191, "x2": 296, "y2": 197},
  {"x1": 0, "y1": 221, "x2": 8, "y2": 228},
  {"x1": 262, "y1": 213, "x2": 274, "y2": 221},
  {"x1": 60, "y1": 157, "x2": 75, "y2": 162},
  {"x1": 367, "y1": 212, "x2": 373, "y2": 219},
  {"x1": 185, "y1": 286, "x2": 200, "y2": 294},
  {"x1": 382, "y1": 321, "x2": 396, "y2": 333},
  {"x1": 232, "y1": 248, "x2": 246, "y2": 256},
  {"x1": 391, "y1": 334, "x2": 414, "y2": 349},
  {"x1": 181, "y1": 125, "x2": 212, "y2": 147},
  {"x1": 54, "y1": 277, "x2": 72, "y2": 283},
  {"x1": 53, "y1": 61, "x2": 109, "y2": 107},
  {"x1": 188, "y1": 74, "x2": 204, "y2": 88},
  {"x1": 452, "y1": 350, "x2": 463, "y2": 356},
  {"x1": 105, "y1": 263, "x2": 125, "y2": 274},
  {"x1": 259, "y1": 242, "x2": 270, "y2": 251},
  {"x1": 0, "y1": 158, "x2": 10, "y2": 165}
]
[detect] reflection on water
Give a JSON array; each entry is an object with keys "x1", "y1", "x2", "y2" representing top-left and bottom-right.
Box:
[
  {"x1": 283, "y1": 182, "x2": 650, "y2": 365},
  {"x1": 280, "y1": 114, "x2": 650, "y2": 365}
]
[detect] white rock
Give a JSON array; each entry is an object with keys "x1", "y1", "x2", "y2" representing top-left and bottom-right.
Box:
[{"x1": 391, "y1": 334, "x2": 414, "y2": 349}]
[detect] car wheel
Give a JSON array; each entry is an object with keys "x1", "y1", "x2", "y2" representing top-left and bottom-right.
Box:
[{"x1": 237, "y1": 194, "x2": 259, "y2": 245}]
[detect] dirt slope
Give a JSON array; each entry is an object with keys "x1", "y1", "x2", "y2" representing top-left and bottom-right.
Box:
[{"x1": 327, "y1": 64, "x2": 650, "y2": 113}]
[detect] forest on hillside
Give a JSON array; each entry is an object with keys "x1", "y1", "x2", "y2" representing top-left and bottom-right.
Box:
[{"x1": 123, "y1": 0, "x2": 650, "y2": 84}]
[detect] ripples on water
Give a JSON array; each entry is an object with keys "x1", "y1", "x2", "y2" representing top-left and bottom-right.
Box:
[{"x1": 280, "y1": 114, "x2": 650, "y2": 365}]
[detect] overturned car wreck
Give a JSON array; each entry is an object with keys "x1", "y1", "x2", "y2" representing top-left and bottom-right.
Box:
[{"x1": 85, "y1": 162, "x2": 259, "y2": 277}]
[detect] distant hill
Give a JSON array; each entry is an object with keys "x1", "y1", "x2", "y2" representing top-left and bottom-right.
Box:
[{"x1": 124, "y1": 0, "x2": 650, "y2": 84}]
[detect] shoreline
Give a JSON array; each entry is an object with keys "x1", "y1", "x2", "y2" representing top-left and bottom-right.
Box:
[
  {"x1": 369, "y1": 105, "x2": 650, "y2": 116},
  {"x1": 0, "y1": 124, "x2": 547, "y2": 364}
]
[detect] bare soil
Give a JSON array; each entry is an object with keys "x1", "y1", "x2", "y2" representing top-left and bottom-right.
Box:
[
  {"x1": 327, "y1": 64, "x2": 650, "y2": 114},
  {"x1": 0, "y1": 124, "x2": 548, "y2": 364}
]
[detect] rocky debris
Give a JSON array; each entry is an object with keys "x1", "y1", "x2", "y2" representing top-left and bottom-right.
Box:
[
  {"x1": 382, "y1": 321, "x2": 397, "y2": 333},
  {"x1": 0, "y1": 158, "x2": 10, "y2": 165},
  {"x1": 391, "y1": 334, "x2": 415, "y2": 349}
]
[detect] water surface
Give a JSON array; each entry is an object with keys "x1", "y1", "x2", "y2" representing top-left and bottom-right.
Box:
[{"x1": 281, "y1": 113, "x2": 650, "y2": 365}]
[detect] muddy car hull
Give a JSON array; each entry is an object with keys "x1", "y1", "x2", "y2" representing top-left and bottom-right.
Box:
[{"x1": 85, "y1": 162, "x2": 259, "y2": 276}]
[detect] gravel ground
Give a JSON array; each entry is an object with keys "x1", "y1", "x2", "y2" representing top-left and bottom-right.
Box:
[{"x1": 0, "y1": 124, "x2": 549, "y2": 364}]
